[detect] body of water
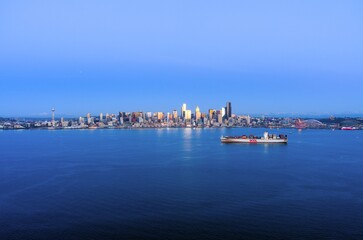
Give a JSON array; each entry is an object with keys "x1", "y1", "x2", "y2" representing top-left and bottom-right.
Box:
[{"x1": 0, "y1": 128, "x2": 362, "y2": 239}]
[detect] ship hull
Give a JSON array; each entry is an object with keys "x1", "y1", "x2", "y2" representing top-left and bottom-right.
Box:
[{"x1": 221, "y1": 137, "x2": 287, "y2": 144}]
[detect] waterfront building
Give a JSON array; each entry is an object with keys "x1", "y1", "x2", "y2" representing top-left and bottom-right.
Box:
[{"x1": 100, "y1": 113, "x2": 103, "y2": 121}]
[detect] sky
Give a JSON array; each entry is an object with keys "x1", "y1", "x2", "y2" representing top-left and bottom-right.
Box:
[{"x1": 0, "y1": 0, "x2": 362, "y2": 117}]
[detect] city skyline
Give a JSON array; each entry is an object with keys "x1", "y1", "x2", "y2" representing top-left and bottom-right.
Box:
[
  {"x1": 2, "y1": 107, "x2": 363, "y2": 119},
  {"x1": 2, "y1": 99, "x2": 362, "y2": 130}
]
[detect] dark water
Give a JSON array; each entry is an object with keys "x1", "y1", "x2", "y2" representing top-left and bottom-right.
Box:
[{"x1": 1, "y1": 128, "x2": 363, "y2": 240}]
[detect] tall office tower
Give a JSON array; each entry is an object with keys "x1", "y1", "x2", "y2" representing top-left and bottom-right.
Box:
[
  {"x1": 185, "y1": 110, "x2": 192, "y2": 120},
  {"x1": 209, "y1": 109, "x2": 216, "y2": 120},
  {"x1": 181, "y1": 103, "x2": 187, "y2": 118},
  {"x1": 87, "y1": 113, "x2": 91, "y2": 119},
  {"x1": 100, "y1": 113, "x2": 103, "y2": 121},
  {"x1": 221, "y1": 107, "x2": 226, "y2": 118},
  {"x1": 51, "y1": 108, "x2": 55, "y2": 126},
  {"x1": 226, "y1": 102, "x2": 232, "y2": 118},
  {"x1": 195, "y1": 106, "x2": 201, "y2": 121},
  {"x1": 172, "y1": 110, "x2": 178, "y2": 120},
  {"x1": 195, "y1": 106, "x2": 200, "y2": 115}
]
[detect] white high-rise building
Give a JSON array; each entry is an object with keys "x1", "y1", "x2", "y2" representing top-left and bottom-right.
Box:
[
  {"x1": 100, "y1": 113, "x2": 103, "y2": 121},
  {"x1": 221, "y1": 107, "x2": 226, "y2": 118},
  {"x1": 181, "y1": 103, "x2": 187, "y2": 118}
]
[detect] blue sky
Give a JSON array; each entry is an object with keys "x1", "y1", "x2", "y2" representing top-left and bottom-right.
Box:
[{"x1": 0, "y1": 0, "x2": 362, "y2": 117}]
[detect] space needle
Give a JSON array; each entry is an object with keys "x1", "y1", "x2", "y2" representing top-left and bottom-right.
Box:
[{"x1": 51, "y1": 108, "x2": 55, "y2": 127}]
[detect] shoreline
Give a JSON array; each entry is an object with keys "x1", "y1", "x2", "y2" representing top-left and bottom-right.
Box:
[{"x1": 0, "y1": 126, "x2": 361, "y2": 131}]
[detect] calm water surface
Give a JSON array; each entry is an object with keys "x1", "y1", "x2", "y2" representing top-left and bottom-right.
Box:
[{"x1": 0, "y1": 128, "x2": 363, "y2": 239}]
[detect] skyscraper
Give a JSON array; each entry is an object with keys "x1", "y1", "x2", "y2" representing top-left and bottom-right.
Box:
[
  {"x1": 181, "y1": 103, "x2": 187, "y2": 118},
  {"x1": 195, "y1": 106, "x2": 201, "y2": 121},
  {"x1": 226, "y1": 102, "x2": 232, "y2": 118},
  {"x1": 172, "y1": 110, "x2": 178, "y2": 120},
  {"x1": 209, "y1": 109, "x2": 216, "y2": 120},
  {"x1": 185, "y1": 110, "x2": 192, "y2": 120},
  {"x1": 157, "y1": 112, "x2": 164, "y2": 120}
]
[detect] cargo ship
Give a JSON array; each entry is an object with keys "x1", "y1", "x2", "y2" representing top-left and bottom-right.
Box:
[
  {"x1": 341, "y1": 127, "x2": 356, "y2": 130},
  {"x1": 221, "y1": 132, "x2": 288, "y2": 144}
]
